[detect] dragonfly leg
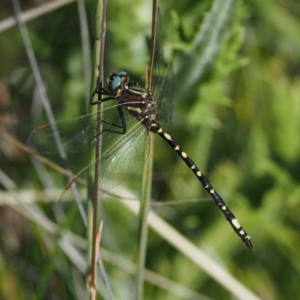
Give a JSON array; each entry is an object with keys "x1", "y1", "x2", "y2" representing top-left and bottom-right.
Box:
[
  {"x1": 90, "y1": 86, "x2": 115, "y2": 105},
  {"x1": 94, "y1": 105, "x2": 127, "y2": 141}
]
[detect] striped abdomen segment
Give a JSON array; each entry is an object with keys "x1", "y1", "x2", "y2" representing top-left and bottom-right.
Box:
[{"x1": 150, "y1": 122, "x2": 253, "y2": 250}]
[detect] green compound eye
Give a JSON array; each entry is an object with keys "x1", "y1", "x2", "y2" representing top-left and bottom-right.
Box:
[
  {"x1": 110, "y1": 76, "x2": 122, "y2": 91},
  {"x1": 107, "y1": 71, "x2": 128, "y2": 91},
  {"x1": 116, "y1": 71, "x2": 128, "y2": 77},
  {"x1": 117, "y1": 71, "x2": 129, "y2": 85}
]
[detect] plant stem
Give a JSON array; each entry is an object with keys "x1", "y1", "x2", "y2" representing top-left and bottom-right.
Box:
[{"x1": 136, "y1": 137, "x2": 153, "y2": 300}]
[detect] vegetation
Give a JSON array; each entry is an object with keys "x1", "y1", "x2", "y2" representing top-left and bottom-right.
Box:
[{"x1": 0, "y1": 0, "x2": 300, "y2": 299}]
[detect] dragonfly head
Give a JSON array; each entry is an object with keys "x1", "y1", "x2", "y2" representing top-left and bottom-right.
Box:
[{"x1": 107, "y1": 71, "x2": 129, "y2": 94}]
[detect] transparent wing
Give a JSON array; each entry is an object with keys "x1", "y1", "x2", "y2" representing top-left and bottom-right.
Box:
[
  {"x1": 60, "y1": 119, "x2": 150, "y2": 205},
  {"x1": 155, "y1": 63, "x2": 173, "y2": 130},
  {"x1": 27, "y1": 112, "x2": 98, "y2": 154},
  {"x1": 27, "y1": 103, "x2": 150, "y2": 205},
  {"x1": 27, "y1": 104, "x2": 133, "y2": 154},
  {"x1": 150, "y1": 8, "x2": 173, "y2": 130},
  {"x1": 151, "y1": 8, "x2": 165, "y2": 99}
]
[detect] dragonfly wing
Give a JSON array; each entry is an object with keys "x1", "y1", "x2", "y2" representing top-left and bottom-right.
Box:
[
  {"x1": 150, "y1": 8, "x2": 173, "y2": 130},
  {"x1": 98, "y1": 121, "x2": 150, "y2": 193},
  {"x1": 27, "y1": 105, "x2": 130, "y2": 155},
  {"x1": 151, "y1": 9, "x2": 166, "y2": 100},
  {"x1": 155, "y1": 63, "x2": 173, "y2": 130},
  {"x1": 59, "y1": 118, "x2": 150, "y2": 205},
  {"x1": 27, "y1": 113, "x2": 98, "y2": 154}
]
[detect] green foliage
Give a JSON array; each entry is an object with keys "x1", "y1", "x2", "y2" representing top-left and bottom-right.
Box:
[{"x1": 1, "y1": 0, "x2": 300, "y2": 299}]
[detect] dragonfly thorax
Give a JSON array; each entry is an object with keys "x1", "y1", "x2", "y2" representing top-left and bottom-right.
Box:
[{"x1": 107, "y1": 71, "x2": 158, "y2": 127}]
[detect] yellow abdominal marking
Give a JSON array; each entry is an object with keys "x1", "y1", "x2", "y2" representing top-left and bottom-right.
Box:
[
  {"x1": 231, "y1": 218, "x2": 241, "y2": 229},
  {"x1": 164, "y1": 133, "x2": 172, "y2": 140}
]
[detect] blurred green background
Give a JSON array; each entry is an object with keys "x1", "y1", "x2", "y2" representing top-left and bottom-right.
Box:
[{"x1": 1, "y1": 0, "x2": 300, "y2": 299}]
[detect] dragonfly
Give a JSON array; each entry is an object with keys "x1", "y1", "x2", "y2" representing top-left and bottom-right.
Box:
[{"x1": 27, "y1": 4, "x2": 253, "y2": 251}]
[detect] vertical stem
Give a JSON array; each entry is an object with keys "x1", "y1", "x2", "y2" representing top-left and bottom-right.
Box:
[
  {"x1": 136, "y1": 136, "x2": 153, "y2": 300},
  {"x1": 88, "y1": 0, "x2": 109, "y2": 299},
  {"x1": 76, "y1": 0, "x2": 92, "y2": 110},
  {"x1": 136, "y1": 1, "x2": 156, "y2": 298}
]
